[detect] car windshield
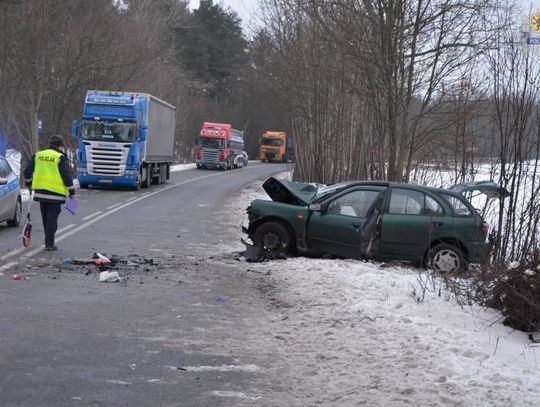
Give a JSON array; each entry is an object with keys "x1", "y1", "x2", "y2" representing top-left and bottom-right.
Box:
[
  {"x1": 82, "y1": 121, "x2": 137, "y2": 142},
  {"x1": 199, "y1": 137, "x2": 223, "y2": 148},
  {"x1": 262, "y1": 137, "x2": 282, "y2": 147},
  {"x1": 314, "y1": 182, "x2": 354, "y2": 201}
]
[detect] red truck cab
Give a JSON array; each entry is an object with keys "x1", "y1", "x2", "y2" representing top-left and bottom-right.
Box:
[{"x1": 196, "y1": 122, "x2": 244, "y2": 170}]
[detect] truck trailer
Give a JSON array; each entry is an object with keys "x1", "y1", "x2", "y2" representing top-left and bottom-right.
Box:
[
  {"x1": 195, "y1": 122, "x2": 245, "y2": 170},
  {"x1": 72, "y1": 91, "x2": 176, "y2": 189}
]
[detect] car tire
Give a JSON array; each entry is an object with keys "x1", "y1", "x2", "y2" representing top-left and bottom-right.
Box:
[
  {"x1": 7, "y1": 197, "x2": 21, "y2": 227},
  {"x1": 253, "y1": 221, "x2": 294, "y2": 256},
  {"x1": 429, "y1": 243, "x2": 465, "y2": 273}
]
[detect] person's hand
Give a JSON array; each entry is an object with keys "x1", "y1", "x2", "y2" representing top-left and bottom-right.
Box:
[{"x1": 69, "y1": 189, "x2": 75, "y2": 198}]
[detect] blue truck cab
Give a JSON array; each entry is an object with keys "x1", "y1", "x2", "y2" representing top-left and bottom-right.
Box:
[{"x1": 72, "y1": 91, "x2": 176, "y2": 190}]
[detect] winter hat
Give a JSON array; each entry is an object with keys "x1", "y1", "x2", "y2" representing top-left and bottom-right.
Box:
[{"x1": 48, "y1": 135, "x2": 65, "y2": 148}]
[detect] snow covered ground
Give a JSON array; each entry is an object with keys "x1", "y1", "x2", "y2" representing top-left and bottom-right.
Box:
[{"x1": 228, "y1": 174, "x2": 540, "y2": 406}]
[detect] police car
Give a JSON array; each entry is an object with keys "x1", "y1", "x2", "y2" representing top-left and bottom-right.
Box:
[{"x1": 0, "y1": 155, "x2": 21, "y2": 227}]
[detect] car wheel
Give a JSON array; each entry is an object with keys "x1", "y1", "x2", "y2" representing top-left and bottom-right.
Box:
[
  {"x1": 253, "y1": 221, "x2": 294, "y2": 256},
  {"x1": 7, "y1": 198, "x2": 21, "y2": 227},
  {"x1": 429, "y1": 243, "x2": 465, "y2": 273}
]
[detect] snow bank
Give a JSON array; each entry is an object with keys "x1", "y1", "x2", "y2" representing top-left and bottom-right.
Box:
[{"x1": 171, "y1": 163, "x2": 196, "y2": 172}]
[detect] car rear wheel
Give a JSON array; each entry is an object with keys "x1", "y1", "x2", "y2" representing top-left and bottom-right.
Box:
[
  {"x1": 7, "y1": 198, "x2": 21, "y2": 227},
  {"x1": 253, "y1": 221, "x2": 294, "y2": 256},
  {"x1": 429, "y1": 243, "x2": 465, "y2": 273}
]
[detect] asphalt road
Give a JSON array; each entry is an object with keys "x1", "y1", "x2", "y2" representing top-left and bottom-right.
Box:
[{"x1": 0, "y1": 163, "x2": 292, "y2": 407}]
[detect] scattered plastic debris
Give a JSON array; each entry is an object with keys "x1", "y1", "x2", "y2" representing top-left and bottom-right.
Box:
[
  {"x1": 216, "y1": 296, "x2": 226, "y2": 302},
  {"x1": 240, "y1": 238, "x2": 288, "y2": 262},
  {"x1": 98, "y1": 271, "x2": 121, "y2": 283},
  {"x1": 12, "y1": 274, "x2": 27, "y2": 281}
]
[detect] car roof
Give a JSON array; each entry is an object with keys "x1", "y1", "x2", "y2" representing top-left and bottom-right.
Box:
[{"x1": 326, "y1": 180, "x2": 458, "y2": 196}]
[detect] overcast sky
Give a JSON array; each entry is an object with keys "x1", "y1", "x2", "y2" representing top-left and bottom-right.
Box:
[{"x1": 189, "y1": 0, "x2": 258, "y2": 29}]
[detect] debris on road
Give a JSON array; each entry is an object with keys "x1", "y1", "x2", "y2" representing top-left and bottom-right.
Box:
[
  {"x1": 12, "y1": 274, "x2": 28, "y2": 281},
  {"x1": 240, "y1": 238, "x2": 288, "y2": 262},
  {"x1": 98, "y1": 271, "x2": 121, "y2": 283},
  {"x1": 216, "y1": 296, "x2": 226, "y2": 302}
]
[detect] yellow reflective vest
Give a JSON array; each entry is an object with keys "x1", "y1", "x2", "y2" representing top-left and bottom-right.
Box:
[{"x1": 32, "y1": 149, "x2": 68, "y2": 196}]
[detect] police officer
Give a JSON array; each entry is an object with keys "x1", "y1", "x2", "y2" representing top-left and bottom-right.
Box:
[{"x1": 24, "y1": 135, "x2": 75, "y2": 251}]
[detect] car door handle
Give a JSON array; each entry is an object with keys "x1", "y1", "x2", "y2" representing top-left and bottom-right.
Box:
[{"x1": 351, "y1": 223, "x2": 362, "y2": 232}]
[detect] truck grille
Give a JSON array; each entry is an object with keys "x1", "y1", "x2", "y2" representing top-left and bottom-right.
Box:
[
  {"x1": 202, "y1": 148, "x2": 220, "y2": 164},
  {"x1": 85, "y1": 144, "x2": 130, "y2": 176}
]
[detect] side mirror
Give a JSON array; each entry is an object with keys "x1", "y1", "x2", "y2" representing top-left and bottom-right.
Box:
[
  {"x1": 71, "y1": 120, "x2": 78, "y2": 138},
  {"x1": 0, "y1": 177, "x2": 8, "y2": 186},
  {"x1": 309, "y1": 203, "x2": 322, "y2": 212},
  {"x1": 140, "y1": 127, "x2": 147, "y2": 141}
]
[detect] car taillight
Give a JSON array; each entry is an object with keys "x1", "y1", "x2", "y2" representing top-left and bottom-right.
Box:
[{"x1": 481, "y1": 222, "x2": 489, "y2": 234}]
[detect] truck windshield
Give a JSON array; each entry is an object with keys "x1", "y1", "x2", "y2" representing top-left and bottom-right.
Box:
[
  {"x1": 262, "y1": 137, "x2": 282, "y2": 147},
  {"x1": 199, "y1": 137, "x2": 223, "y2": 148},
  {"x1": 82, "y1": 121, "x2": 137, "y2": 142}
]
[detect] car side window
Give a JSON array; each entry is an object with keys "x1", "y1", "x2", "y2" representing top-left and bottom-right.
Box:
[
  {"x1": 0, "y1": 159, "x2": 10, "y2": 178},
  {"x1": 389, "y1": 188, "x2": 424, "y2": 215},
  {"x1": 327, "y1": 190, "x2": 380, "y2": 217},
  {"x1": 441, "y1": 193, "x2": 472, "y2": 217},
  {"x1": 423, "y1": 195, "x2": 444, "y2": 216}
]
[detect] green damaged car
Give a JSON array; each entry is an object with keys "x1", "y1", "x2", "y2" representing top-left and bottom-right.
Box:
[{"x1": 243, "y1": 178, "x2": 508, "y2": 273}]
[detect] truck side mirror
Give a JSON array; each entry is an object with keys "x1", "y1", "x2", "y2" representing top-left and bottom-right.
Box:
[
  {"x1": 140, "y1": 126, "x2": 147, "y2": 141},
  {"x1": 71, "y1": 120, "x2": 78, "y2": 138}
]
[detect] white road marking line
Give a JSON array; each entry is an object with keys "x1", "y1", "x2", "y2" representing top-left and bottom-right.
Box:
[
  {"x1": 106, "y1": 203, "x2": 122, "y2": 210},
  {"x1": 0, "y1": 261, "x2": 20, "y2": 273},
  {"x1": 167, "y1": 364, "x2": 260, "y2": 372},
  {"x1": 57, "y1": 224, "x2": 76, "y2": 234},
  {"x1": 0, "y1": 224, "x2": 74, "y2": 262},
  {"x1": 82, "y1": 211, "x2": 102, "y2": 221},
  {"x1": 0, "y1": 247, "x2": 25, "y2": 261}
]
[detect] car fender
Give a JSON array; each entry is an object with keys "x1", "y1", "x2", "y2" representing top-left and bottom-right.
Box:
[{"x1": 248, "y1": 216, "x2": 298, "y2": 242}]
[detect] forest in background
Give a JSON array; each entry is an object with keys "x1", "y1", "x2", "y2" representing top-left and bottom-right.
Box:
[{"x1": 0, "y1": 0, "x2": 290, "y2": 164}]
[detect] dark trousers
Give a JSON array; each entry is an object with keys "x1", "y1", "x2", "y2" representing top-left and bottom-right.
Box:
[{"x1": 39, "y1": 202, "x2": 62, "y2": 248}]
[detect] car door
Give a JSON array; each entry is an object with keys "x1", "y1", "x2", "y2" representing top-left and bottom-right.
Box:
[
  {"x1": 307, "y1": 187, "x2": 385, "y2": 258},
  {"x1": 0, "y1": 159, "x2": 11, "y2": 221},
  {"x1": 379, "y1": 188, "x2": 446, "y2": 260}
]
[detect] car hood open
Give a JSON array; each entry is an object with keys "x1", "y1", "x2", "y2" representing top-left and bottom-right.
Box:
[
  {"x1": 449, "y1": 180, "x2": 510, "y2": 199},
  {"x1": 262, "y1": 177, "x2": 318, "y2": 206}
]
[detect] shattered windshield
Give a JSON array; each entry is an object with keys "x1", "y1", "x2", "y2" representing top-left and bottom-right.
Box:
[
  {"x1": 262, "y1": 137, "x2": 282, "y2": 147},
  {"x1": 314, "y1": 182, "x2": 354, "y2": 201},
  {"x1": 82, "y1": 121, "x2": 137, "y2": 142},
  {"x1": 199, "y1": 137, "x2": 223, "y2": 148}
]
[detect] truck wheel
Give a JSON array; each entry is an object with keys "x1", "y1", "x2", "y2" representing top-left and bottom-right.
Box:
[
  {"x1": 429, "y1": 243, "x2": 465, "y2": 274},
  {"x1": 7, "y1": 197, "x2": 21, "y2": 227},
  {"x1": 160, "y1": 165, "x2": 166, "y2": 184},
  {"x1": 143, "y1": 166, "x2": 151, "y2": 188},
  {"x1": 253, "y1": 221, "x2": 294, "y2": 256}
]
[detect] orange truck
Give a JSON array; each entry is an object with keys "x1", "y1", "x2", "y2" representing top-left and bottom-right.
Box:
[{"x1": 259, "y1": 131, "x2": 287, "y2": 163}]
